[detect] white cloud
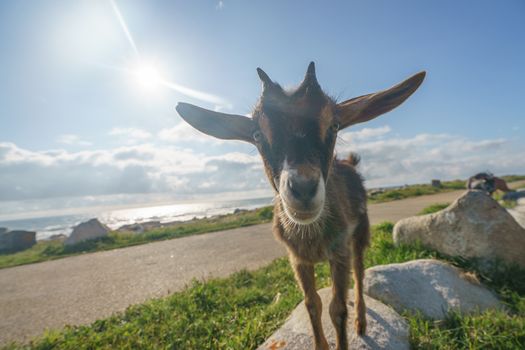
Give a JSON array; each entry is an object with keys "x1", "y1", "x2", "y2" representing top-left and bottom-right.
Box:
[
  {"x1": 158, "y1": 123, "x2": 225, "y2": 144},
  {"x1": 335, "y1": 127, "x2": 525, "y2": 187},
  {"x1": 0, "y1": 142, "x2": 264, "y2": 200},
  {"x1": 56, "y1": 134, "x2": 92, "y2": 146},
  {"x1": 339, "y1": 125, "x2": 391, "y2": 141},
  {"x1": 1, "y1": 125, "x2": 524, "y2": 201},
  {"x1": 109, "y1": 127, "x2": 152, "y2": 143}
]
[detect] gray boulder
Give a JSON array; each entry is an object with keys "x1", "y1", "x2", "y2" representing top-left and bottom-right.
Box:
[
  {"x1": 117, "y1": 223, "x2": 145, "y2": 234},
  {"x1": 0, "y1": 229, "x2": 36, "y2": 253},
  {"x1": 393, "y1": 190, "x2": 525, "y2": 268},
  {"x1": 65, "y1": 219, "x2": 109, "y2": 246},
  {"x1": 364, "y1": 259, "x2": 503, "y2": 319},
  {"x1": 257, "y1": 288, "x2": 409, "y2": 350},
  {"x1": 46, "y1": 234, "x2": 68, "y2": 242}
]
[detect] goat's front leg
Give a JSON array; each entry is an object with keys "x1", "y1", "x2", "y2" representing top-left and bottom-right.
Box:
[
  {"x1": 329, "y1": 257, "x2": 350, "y2": 350},
  {"x1": 292, "y1": 261, "x2": 329, "y2": 350}
]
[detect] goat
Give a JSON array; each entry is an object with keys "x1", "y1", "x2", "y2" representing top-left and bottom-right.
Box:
[{"x1": 176, "y1": 62, "x2": 425, "y2": 350}]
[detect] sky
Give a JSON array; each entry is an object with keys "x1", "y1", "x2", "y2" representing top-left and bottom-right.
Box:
[{"x1": 0, "y1": 0, "x2": 524, "y2": 215}]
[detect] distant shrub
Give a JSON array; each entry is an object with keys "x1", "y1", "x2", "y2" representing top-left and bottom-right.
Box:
[
  {"x1": 418, "y1": 203, "x2": 450, "y2": 215},
  {"x1": 257, "y1": 206, "x2": 274, "y2": 220}
]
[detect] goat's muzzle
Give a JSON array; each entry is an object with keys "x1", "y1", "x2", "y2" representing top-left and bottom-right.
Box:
[{"x1": 279, "y1": 167, "x2": 325, "y2": 225}]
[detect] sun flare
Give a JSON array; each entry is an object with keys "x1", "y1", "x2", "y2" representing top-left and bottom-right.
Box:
[{"x1": 132, "y1": 62, "x2": 162, "y2": 92}]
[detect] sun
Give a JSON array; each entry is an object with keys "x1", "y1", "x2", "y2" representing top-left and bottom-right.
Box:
[{"x1": 132, "y1": 61, "x2": 162, "y2": 93}]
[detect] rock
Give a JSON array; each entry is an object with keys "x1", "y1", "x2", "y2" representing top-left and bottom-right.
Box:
[
  {"x1": 117, "y1": 223, "x2": 145, "y2": 234},
  {"x1": 233, "y1": 208, "x2": 248, "y2": 214},
  {"x1": 393, "y1": 190, "x2": 525, "y2": 268},
  {"x1": 65, "y1": 219, "x2": 109, "y2": 246},
  {"x1": 117, "y1": 221, "x2": 163, "y2": 233},
  {"x1": 46, "y1": 234, "x2": 67, "y2": 241},
  {"x1": 364, "y1": 259, "x2": 503, "y2": 320},
  {"x1": 257, "y1": 288, "x2": 409, "y2": 350},
  {"x1": 0, "y1": 230, "x2": 36, "y2": 253},
  {"x1": 0, "y1": 227, "x2": 8, "y2": 234},
  {"x1": 508, "y1": 208, "x2": 525, "y2": 229},
  {"x1": 431, "y1": 179, "x2": 441, "y2": 188}
]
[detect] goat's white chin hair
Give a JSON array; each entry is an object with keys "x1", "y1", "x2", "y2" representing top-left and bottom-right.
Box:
[{"x1": 281, "y1": 201, "x2": 324, "y2": 225}]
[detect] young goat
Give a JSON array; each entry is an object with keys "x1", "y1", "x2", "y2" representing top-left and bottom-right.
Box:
[{"x1": 176, "y1": 63, "x2": 425, "y2": 350}]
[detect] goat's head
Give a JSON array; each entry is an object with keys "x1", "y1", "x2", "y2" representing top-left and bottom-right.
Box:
[{"x1": 176, "y1": 62, "x2": 425, "y2": 225}]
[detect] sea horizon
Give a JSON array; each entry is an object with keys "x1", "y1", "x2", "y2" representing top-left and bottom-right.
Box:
[{"x1": 0, "y1": 195, "x2": 274, "y2": 241}]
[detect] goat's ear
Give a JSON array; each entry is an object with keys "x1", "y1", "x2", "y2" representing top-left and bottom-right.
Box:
[
  {"x1": 336, "y1": 71, "x2": 426, "y2": 129},
  {"x1": 176, "y1": 103, "x2": 255, "y2": 143}
]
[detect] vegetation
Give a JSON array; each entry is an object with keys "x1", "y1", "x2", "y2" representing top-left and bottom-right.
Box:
[
  {"x1": 418, "y1": 203, "x2": 450, "y2": 215},
  {"x1": 367, "y1": 180, "x2": 465, "y2": 203},
  {"x1": 493, "y1": 191, "x2": 519, "y2": 209},
  {"x1": 0, "y1": 207, "x2": 274, "y2": 269},
  {"x1": 501, "y1": 175, "x2": 525, "y2": 183},
  {"x1": 4, "y1": 222, "x2": 524, "y2": 349}
]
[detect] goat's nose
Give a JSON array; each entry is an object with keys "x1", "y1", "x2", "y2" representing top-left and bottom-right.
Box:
[{"x1": 287, "y1": 177, "x2": 318, "y2": 203}]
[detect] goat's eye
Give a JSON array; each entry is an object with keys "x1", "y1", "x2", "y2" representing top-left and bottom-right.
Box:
[
  {"x1": 253, "y1": 130, "x2": 263, "y2": 142},
  {"x1": 331, "y1": 122, "x2": 340, "y2": 132}
]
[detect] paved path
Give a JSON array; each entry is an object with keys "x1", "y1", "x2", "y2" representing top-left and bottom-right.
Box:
[{"x1": 0, "y1": 187, "x2": 512, "y2": 345}]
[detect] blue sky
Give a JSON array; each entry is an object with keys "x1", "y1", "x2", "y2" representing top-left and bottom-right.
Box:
[{"x1": 0, "y1": 0, "x2": 524, "y2": 211}]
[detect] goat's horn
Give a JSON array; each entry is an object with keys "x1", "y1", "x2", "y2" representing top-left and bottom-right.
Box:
[
  {"x1": 303, "y1": 61, "x2": 319, "y2": 86},
  {"x1": 256, "y1": 67, "x2": 274, "y2": 91}
]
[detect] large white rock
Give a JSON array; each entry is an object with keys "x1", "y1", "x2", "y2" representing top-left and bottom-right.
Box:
[
  {"x1": 393, "y1": 190, "x2": 525, "y2": 268},
  {"x1": 257, "y1": 288, "x2": 409, "y2": 350},
  {"x1": 65, "y1": 219, "x2": 109, "y2": 246},
  {"x1": 364, "y1": 259, "x2": 504, "y2": 320}
]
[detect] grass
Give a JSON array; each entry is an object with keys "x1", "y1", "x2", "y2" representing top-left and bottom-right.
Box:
[
  {"x1": 418, "y1": 203, "x2": 451, "y2": 215},
  {"x1": 501, "y1": 175, "x2": 525, "y2": 183},
  {"x1": 4, "y1": 222, "x2": 524, "y2": 349},
  {"x1": 0, "y1": 206, "x2": 274, "y2": 269},
  {"x1": 367, "y1": 180, "x2": 465, "y2": 204},
  {"x1": 493, "y1": 191, "x2": 519, "y2": 209}
]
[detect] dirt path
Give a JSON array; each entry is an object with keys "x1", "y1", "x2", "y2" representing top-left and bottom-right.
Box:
[{"x1": 0, "y1": 187, "x2": 514, "y2": 345}]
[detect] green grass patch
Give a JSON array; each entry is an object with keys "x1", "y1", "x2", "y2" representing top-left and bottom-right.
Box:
[
  {"x1": 493, "y1": 191, "x2": 519, "y2": 209},
  {"x1": 418, "y1": 203, "x2": 451, "y2": 215},
  {"x1": 0, "y1": 206, "x2": 274, "y2": 269},
  {"x1": 368, "y1": 180, "x2": 464, "y2": 204},
  {"x1": 5, "y1": 222, "x2": 524, "y2": 349},
  {"x1": 501, "y1": 175, "x2": 525, "y2": 183}
]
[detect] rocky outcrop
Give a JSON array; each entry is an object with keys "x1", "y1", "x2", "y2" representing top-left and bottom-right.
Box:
[
  {"x1": 257, "y1": 288, "x2": 409, "y2": 350},
  {"x1": 364, "y1": 259, "x2": 503, "y2": 319},
  {"x1": 393, "y1": 190, "x2": 525, "y2": 268},
  {"x1": 46, "y1": 234, "x2": 67, "y2": 241},
  {"x1": 117, "y1": 221, "x2": 162, "y2": 233},
  {"x1": 65, "y1": 219, "x2": 109, "y2": 246},
  {"x1": 0, "y1": 229, "x2": 36, "y2": 253}
]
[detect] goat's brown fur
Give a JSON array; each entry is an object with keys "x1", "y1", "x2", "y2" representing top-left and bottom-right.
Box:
[{"x1": 176, "y1": 62, "x2": 425, "y2": 349}]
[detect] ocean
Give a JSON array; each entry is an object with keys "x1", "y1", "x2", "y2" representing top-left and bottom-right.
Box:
[{"x1": 0, "y1": 196, "x2": 274, "y2": 241}]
